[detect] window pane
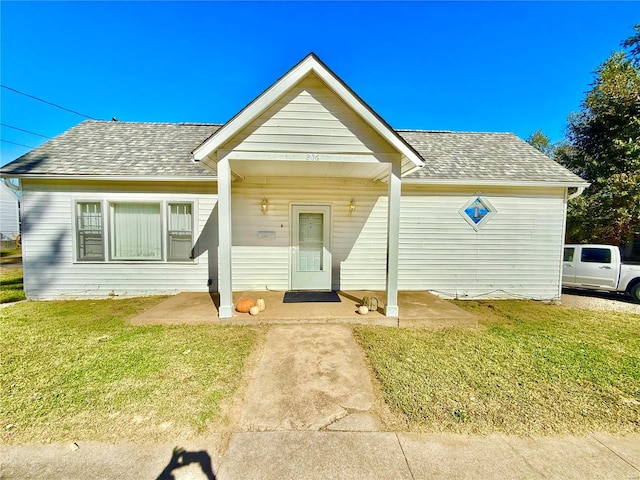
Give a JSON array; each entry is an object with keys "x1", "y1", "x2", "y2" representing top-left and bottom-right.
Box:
[
  {"x1": 563, "y1": 248, "x2": 574, "y2": 262},
  {"x1": 168, "y1": 203, "x2": 192, "y2": 261},
  {"x1": 112, "y1": 203, "x2": 161, "y2": 260},
  {"x1": 581, "y1": 248, "x2": 611, "y2": 264},
  {"x1": 76, "y1": 202, "x2": 104, "y2": 261}
]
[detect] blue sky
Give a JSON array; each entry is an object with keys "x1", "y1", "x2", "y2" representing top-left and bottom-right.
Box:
[{"x1": 1, "y1": 1, "x2": 638, "y2": 166}]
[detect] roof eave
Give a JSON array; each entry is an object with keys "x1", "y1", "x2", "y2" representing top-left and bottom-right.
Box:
[
  {"x1": 402, "y1": 178, "x2": 591, "y2": 188},
  {"x1": 0, "y1": 173, "x2": 217, "y2": 182}
]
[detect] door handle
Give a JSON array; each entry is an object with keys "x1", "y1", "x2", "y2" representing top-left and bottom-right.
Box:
[{"x1": 599, "y1": 266, "x2": 612, "y2": 269}]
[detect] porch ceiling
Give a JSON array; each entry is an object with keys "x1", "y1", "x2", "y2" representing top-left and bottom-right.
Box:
[{"x1": 229, "y1": 159, "x2": 389, "y2": 181}]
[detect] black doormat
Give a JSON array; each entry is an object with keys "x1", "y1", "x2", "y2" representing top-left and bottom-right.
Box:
[{"x1": 283, "y1": 291, "x2": 341, "y2": 303}]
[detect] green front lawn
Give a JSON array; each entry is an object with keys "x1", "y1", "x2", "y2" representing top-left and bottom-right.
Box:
[
  {"x1": 1, "y1": 298, "x2": 260, "y2": 444},
  {"x1": 0, "y1": 268, "x2": 25, "y2": 303},
  {"x1": 355, "y1": 300, "x2": 640, "y2": 435}
]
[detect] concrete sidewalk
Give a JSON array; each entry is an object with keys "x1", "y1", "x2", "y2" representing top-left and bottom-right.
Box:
[
  {"x1": 2, "y1": 432, "x2": 639, "y2": 479},
  {"x1": 2, "y1": 324, "x2": 639, "y2": 479}
]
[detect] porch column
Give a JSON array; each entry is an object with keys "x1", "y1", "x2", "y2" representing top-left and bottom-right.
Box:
[
  {"x1": 217, "y1": 155, "x2": 233, "y2": 318},
  {"x1": 385, "y1": 159, "x2": 401, "y2": 317}
]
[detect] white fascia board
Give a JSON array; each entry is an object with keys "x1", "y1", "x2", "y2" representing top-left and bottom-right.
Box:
[
  {"x1": 1, "y1": 174, "x2": 217, "y2": 182},
  {"x1": 192, "y1": 55, "x2": 424, "y2": 169},
  {"x1": 310, "y1": 64, "x2": 424, "y2": 169},
  {"x1": 402, "y1": 178, "x2": 590, "y2": 188},
  {"x1": 192, "y1": 58, "x2": 315, "y2": 161}
]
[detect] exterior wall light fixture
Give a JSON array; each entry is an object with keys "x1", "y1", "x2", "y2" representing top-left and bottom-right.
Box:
[
  {"x1": 349, "y1": 199, "x2": 356, "y2": 215},
  {"x1": 261, "y1": 198, "x2": 268, "y2": 213}
]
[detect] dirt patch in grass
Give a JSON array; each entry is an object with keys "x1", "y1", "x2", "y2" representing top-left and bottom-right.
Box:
[
  {"x1": 354, "y1": 300, "x2": 640, "y2": 436},
  {"x1": 1, "y1": 298, "x2": 262, "y2": 444}
]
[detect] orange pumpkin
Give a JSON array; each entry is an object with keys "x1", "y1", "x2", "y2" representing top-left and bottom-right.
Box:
[{"x1": 236, "y1": 297, "x2": 255, "y2": 313}]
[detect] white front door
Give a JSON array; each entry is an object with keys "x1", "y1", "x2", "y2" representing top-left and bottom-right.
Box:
[{"x1": 291, "y1": 205, "x2": 332, "y2": 290}]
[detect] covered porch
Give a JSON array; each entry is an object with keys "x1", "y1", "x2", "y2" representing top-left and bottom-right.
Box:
[
  {"x1": 191, "y1": 54, "x2": 426, "y2": 320},
  {"x1": 130, "y1": 290, "x2": 477, "y2": 328}
]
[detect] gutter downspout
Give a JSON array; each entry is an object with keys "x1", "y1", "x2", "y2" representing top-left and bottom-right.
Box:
[
  {"x1": 2, "y1": 178, "x2": 20, "y2": 192},
  {"x1": 567, "y1": 186, "x2": 586, "y2": 200}
]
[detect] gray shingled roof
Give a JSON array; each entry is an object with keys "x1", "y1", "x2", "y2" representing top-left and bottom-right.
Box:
[
  {"x1": 399, "y1": 130, "x2": 586, "y2": 185},
  {"x1": 0, "y1": 121, "x2": 220, "y2": 177},
  {"x1": 1, "y1": 121, "x2": 586, "y2": 185}
]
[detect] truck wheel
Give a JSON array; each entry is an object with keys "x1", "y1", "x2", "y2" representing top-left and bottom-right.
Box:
[{"x1": 631, "y1": 283, "x2": 640, "y2": 303}]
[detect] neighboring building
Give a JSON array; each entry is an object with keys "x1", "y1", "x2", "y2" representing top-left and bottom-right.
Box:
[
  {"x1": 0, "y1": 180, "x2": 20, "y2": 241},
  {"x1": 0, "y1": 54, "x2": 588, "y2": 318}
]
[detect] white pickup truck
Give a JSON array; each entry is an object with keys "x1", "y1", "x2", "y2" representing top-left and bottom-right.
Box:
[{"x1": 562, "y1": 244, "x2": 640, "y2": 302}]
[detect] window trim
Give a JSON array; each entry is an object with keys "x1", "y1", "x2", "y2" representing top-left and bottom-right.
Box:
[
  {"x1": 167, "y1": 202, "x2": 195, "y2": 262},
  {"x1": 75, "y1": 200, "x2": 105, "y2": 261},
  {"x1": 72, "y1": 198, "x2": 196, "y2": 264},
  {"x1": 458, "y1": 192, "x2": 497, "y2": 231}
]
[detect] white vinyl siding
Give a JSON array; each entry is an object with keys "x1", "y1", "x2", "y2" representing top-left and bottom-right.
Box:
[
  {"x1": 230, "y1": 178, "x2": 388, "y2": 291},
  {"x1": 21, "y1": 180, "x2": 216, "y2": 299},
  {"x1": 230, "y1": 180, "x2": 565, "y2": 300},
  {"x1": 398, "y1": 187, "x2": 566, "y2": 300},
  {"x1": 221, "y1": 73, "x2": 395, "y2": 158},
  {"x1": 21, "y1": 178, "x2": 566, "y2": 302},
  {"x1": 0, "y1": 182, "x2": 20, "y2": 240}
]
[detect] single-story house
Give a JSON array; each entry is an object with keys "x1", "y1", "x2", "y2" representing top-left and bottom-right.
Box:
[
  {"x1": 0, "y1": 180, "x2": 20, "y2": 241},
  {"x1": 0, "y1": 53, "x2": 588, "y2": 318}
]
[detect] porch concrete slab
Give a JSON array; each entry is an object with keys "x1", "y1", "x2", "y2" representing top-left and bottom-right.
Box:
[
  {"x1": 130, "y1": 292, "x2": 220, "y2": 325},
  {"x1": 223, "y1": 290, "x2": 397, "y2": 326},
  {"x1": 129, "y1": 290, "x2": 475, "y2": 328},
  {"x1": 224, "y1": 290, "x2": 476, "y2": 328},
  {"x1": 238, "y1": 325, "x2": 376, "y2": 432},
  {"x1": 216, "y1": 431, "x2": 412, "y2": 480}
]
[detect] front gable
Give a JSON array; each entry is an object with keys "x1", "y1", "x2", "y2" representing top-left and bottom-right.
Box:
[
  {"x1": 193, "y1": 54, "x2": 424, "y2": 179},
  {"x1": 223, "y1": 72, "x2": 397, "y2": 157}
]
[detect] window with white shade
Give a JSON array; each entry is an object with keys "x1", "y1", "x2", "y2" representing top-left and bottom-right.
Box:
[
  {"x1": 111, "y1": 203, "x2": 162, "y2": 260},
  {"x1": 167, "y1": 203, "x2": 193, "y2": 261}
]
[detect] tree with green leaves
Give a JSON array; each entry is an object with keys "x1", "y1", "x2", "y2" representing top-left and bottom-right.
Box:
[
  {"x1": 557, "y1": 25, "x2": 640, "y2": 246},
  {"x1": 526, "y1": 130, "x2": 555, "y2": 157}
]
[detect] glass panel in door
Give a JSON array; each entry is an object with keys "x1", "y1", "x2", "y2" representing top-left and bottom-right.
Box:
[
  {"x1": 291, "y1": 205, "x2": 331, "y2": 290},
  {"x1": 298, "y1": 213, "x2": 323, "y2": 272}
]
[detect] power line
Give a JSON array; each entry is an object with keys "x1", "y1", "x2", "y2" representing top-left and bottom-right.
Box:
[
  {"x1": 1, "y1": 85, "x2": 97, "y2": 120},
  {"x1": 1, "y1": 139, "x2": 37, "y2": 149},
  {"x1": 1, "y1": 123, "x2": 52, "y2": 139}
]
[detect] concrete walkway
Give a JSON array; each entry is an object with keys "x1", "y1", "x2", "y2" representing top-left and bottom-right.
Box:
[
  {"x1": 236, "y1": 325, "x2": 379, "y2": 432},
  {"x1": 2, "y1": 325, "x2": 639, "y2": 479}
]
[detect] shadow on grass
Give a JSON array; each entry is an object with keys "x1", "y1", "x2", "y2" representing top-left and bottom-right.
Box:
[{"x1": 156, "y1": 447, "x2": 216, "y2": 480}]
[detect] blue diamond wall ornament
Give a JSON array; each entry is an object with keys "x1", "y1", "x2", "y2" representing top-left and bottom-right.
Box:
[{"x1": 459, "y1": 194, "x2": 497, "y2": 230}]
